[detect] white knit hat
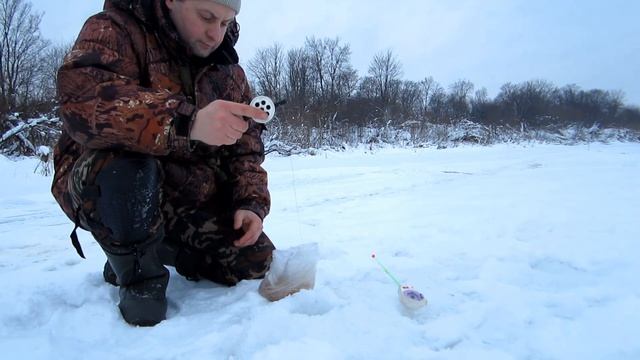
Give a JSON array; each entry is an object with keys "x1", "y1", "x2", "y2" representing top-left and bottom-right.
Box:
[{"x1": 210, "y1": 0, "x2": 241, "y2": 14}]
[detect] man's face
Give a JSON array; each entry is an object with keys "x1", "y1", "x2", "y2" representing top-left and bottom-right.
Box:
[{"x1": 165, "y1": 0, "x2": 236, "y2": 58}]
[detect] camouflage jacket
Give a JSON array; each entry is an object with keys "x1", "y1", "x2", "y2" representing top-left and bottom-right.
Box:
[{"x1": 52, "y1": 0, "x2": 270, "y2": 221}]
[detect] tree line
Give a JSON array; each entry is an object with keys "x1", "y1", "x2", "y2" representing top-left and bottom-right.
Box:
[{"x1": 247, "y1": 38, "x2": 640, "y2": 136}]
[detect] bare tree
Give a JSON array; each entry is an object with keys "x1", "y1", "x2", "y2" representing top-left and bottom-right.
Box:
[
  {"x1": 37, "y1": 41, "x2": 72, "y2": 107},
  {"x1": 247, "y1": 43, "x2": 286, "y2": 100},
  {"x1": 428, "y1": 83, "x2": 447, "y2": 124},
  {"x1": 418, "y1": 76, "x2": 436, "y2": 119},
  {"x1": 0, "y1": 0, "x2": 49, "y2": 114},
  {"x1": 323, "y1": 37, "x2": 358, "y2": 103},
  {"x1": 582, "y1": 89, "x2": 624, "y2": 124},
  {"x1": 447, "y1": 79, "x2": 474, "y2": 121},
  {"x1": 285, "y1": 46, "x2": 311, "y2": 109},
  {"x1": 367, "y1": 49, "x2": 403, "y2": 107},
  {"x1": 497, "y1": 79, "x2": 556, "y2": 127},
  {"x1": 0, "y1": 0, "x2": 64, "y2": 156},
  {"x1": 304, "y1": 37, "x2": 357, "y2": 105},
  {"x1": 470, "y1": 87, "x2": 492, "y2": 122},
  {"x1": 304, "y1": 37, "x2": 327, "y2": 102},
  {"x1": 398, "y1": 80, "x2": 421, "y2": 120},
  {"x1": 559, "y1": 86, "x2": 625, "y2": 126}
]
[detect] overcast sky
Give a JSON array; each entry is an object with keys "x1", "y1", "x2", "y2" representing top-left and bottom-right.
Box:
[{"x1": 31, "y1": 0, "x2": 640, "y2": 105}]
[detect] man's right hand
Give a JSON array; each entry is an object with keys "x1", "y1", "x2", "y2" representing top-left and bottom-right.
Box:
[{"x1": 190, "y1": 100, "x2": 268, "y2": 146}]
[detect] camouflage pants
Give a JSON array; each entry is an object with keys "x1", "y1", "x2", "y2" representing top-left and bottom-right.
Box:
[{"x1": 68, "y1": 149, "x2": 274, "y2": 286}]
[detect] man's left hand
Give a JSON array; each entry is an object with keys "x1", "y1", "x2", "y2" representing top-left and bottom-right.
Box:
[{"x1": 233, "y1": 210, "x2": 263, "y2": 247}]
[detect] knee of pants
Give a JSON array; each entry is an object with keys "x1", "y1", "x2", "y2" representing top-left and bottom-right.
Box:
[
  {"x1": 88, "y1": 151, "x2": 163, "y2": 245},
  {"x1": 194, "y1": 234, "x2": 275, "y2": 286}
]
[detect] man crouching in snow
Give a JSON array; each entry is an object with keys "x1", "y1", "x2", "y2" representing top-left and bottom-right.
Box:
[{"x1": 51, "y1": 0, "x2": 274, "y2": 326}]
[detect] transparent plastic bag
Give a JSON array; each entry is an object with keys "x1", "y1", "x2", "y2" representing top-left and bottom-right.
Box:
[{"x1": 258, "y1": 243, "x2": 319, "y2": 301}]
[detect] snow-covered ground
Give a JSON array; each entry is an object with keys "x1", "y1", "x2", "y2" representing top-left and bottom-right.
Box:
[{"x1": 1, "y1": 143, "x2": 639, "y2": 359}]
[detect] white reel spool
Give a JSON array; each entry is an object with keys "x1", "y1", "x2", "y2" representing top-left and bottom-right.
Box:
[{"x1": 250, "y1": 96, "x2": 276, "y2": 124}]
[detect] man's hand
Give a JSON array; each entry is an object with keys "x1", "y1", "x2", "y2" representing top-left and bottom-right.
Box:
[
  {"x1": 233, "y1": 210, "x2": 263, "y2": 247},
  {"x1": 190, "y1": 100, "x2": 268, "y2": 146}
]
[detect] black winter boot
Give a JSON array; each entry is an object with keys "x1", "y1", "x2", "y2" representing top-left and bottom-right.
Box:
[
  {"x1": 103, "y1": 239, "x2": 179, "y2": 286},
  {"x1": 105, "y1": 245, "x2": 169, "y2": 326},
  {"x1": 92, "y1": 152, "x2": 168, "y2": 326}
]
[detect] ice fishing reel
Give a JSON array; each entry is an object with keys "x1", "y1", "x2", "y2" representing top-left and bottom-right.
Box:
[
  {"x1": 250, "y1": 96, "x2": 286, "y2": 124},
  {"x1": 372, "y1": 253, "x2": 428, "y2": 310}
]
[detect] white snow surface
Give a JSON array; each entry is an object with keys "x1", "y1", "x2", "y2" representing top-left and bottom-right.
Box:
[{"x1": 1, "y1": 143, "x2": 639, "y2": 359}]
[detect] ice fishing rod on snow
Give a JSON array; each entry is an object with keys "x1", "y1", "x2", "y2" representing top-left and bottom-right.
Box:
[{"x1": 371, "y1": 253, "x2": 427, "y2": 310}]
